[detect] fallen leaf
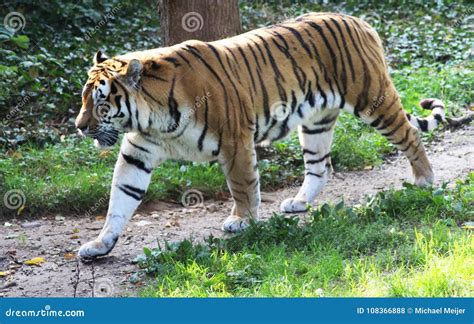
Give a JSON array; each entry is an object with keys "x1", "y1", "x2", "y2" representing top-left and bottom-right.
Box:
[
  {"x1": 11, "y1": 151, "x2": 23, "y2": 159},
  {"x1": 24, "y1": 257, "x2": 45, "y2": 266},
  {"x1": 72, "y1": 228, "x2": 80, "y2": 233},
  {"x1": 64, "y1": 253, "x2": 75, "y2": 260},
  {"x1": 70, "y1": 235, "x2": 80, "y2": 239},
  {"x1": 0, "y1": 271, "x2": 10, "y2": 277},
  {"x1": 99, "y1": 151, "x2": 110, "y2": 158},
  {"x1": 95, "y1": 216, "x2": 105, "y2": 221},
  {"x1": 17, "y1": 205, "x2": 25, "y2": 216}
]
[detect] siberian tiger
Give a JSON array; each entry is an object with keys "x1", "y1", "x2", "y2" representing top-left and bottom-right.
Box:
[{"x1": 75, "y1": 12, "x2": 445, "y2": 258}]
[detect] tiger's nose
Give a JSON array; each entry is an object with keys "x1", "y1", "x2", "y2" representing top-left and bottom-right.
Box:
[{"x1": 77, "y1": 125, "x2": 89, "y2": 136}]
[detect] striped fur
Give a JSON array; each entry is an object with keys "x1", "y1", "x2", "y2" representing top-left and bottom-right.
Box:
[{"x1": 75, "y1": 13, "x2": 445, "y2": 258}]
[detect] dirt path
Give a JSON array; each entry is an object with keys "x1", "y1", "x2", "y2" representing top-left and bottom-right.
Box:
[{"x1": 1, "y1": 126, "x2": 472, "y2": 297}]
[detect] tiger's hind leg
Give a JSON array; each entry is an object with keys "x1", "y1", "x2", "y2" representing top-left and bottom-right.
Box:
[
  {"x1": 280, "y1": 115, "x2": 337, "y2": 213},
  {"x1": 220, "y1": 138, "x2": 261, "y2": 233},
  {"x1": 360, "y1": 92, "x2": 434, "y2": 186}
]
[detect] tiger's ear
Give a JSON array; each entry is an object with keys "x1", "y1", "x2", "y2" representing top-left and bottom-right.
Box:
[
  {"x1": 93, "y1": 51, "x2": 108, "y2": 65},
  {"x1": 124, "y1": 59, "x2": 142, "y2": 89}
]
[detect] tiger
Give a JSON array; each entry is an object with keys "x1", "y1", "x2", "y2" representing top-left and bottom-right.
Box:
[{"x1": 75, "y1": 12, "x2": 445, "y2": 258}]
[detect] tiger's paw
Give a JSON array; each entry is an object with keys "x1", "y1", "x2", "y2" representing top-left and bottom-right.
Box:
[
  {"x1": 280, "y1": 198, "x2": 307, "y2": 213},
  {"x1": 78, "y1": 237, "x2": 117, "y2": 259},
  {"x1": 222, "y1": 215, "x2": 248, "y2": 233}
]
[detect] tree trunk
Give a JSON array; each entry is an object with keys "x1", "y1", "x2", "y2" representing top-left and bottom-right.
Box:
[{"x1": 158, "y1": 0, "x2": 242, "y2": 46}]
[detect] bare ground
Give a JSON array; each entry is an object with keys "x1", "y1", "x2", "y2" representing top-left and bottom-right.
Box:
[{"x1": 1, "y1": 126, "x2": 472, "y2": 297}]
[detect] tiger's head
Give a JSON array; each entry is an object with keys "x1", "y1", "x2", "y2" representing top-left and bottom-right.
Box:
[{"x1": 75, "y1": 51, "x2": 143, "y2": 149}]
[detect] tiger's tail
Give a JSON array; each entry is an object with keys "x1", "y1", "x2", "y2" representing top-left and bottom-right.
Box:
[{"x1": 406, "y1": 98, "x2": 446, "y2": 132}]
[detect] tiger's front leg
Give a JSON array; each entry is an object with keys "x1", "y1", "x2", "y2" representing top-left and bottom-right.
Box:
[
  {"x1": 220, "y1": 140, "x2": 260, "y2": 233},
  {"x1": 78, "y1": 135, "x2": 156, "y2": 258}
]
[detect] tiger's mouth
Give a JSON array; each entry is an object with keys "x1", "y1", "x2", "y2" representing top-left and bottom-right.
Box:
[{"x1": 91, "y1": 129, "x2": 119, "y2": 149}]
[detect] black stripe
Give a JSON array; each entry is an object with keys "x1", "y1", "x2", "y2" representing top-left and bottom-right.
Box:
[
  {"x1": 183, "y1": 45, "x2": 233, "y2": 132},
  {"x1": 329, "y1": 18, "x2": 355, "y2": 83},
  {"x1": 237, "y1": 46, "x2": 257, "y2": 93},
  {"x1": 313, "y1": 113, "x2": 338, "y2": 126},
  {"x1": 376, "y1": 110, "x2": 400, "y2": 130},
  {"x1": 302, "y1": 148, "x2": 317, "y2": 155},
  {"x1": 269, "y1": 32, "x2": 306, "y2": 93},
  {"x1": 118, "y1": 185, "x2": 144, "y2": 201},
  {"x1": 304, "y1": 21, "x2": 338, "y2": 80},
  {"x1": 401, "y1": 139, "x2": 416, "y2": 152},
  {"x1": 434, "y1": 114, "x2": 443, "y2": 123},
  {"x1": 381, "y1": 118, "x2": 405, "y2": 137},
  {"x1": 247, "y1": 43, "x2": 262, "y2": 72},
  {"x1": 306, "y1": 153, "x2": 330, "y2": 164},
  {"x1": 212, "y1": 131, "x2": 223, "y2": 156},
  {"x1": 256, "y1": 72, "x2": 270, "y2": 124},
  {"x1": 302, "y1": 125, "x2": 331, "y2": 134},
  {"x1": 176, "y1": 51, "x2": 191, "y2": 66},
  {"x1": 323, "y1": 20, "x2": 347, "y2": 93},
  {"x1": 114, "y1": 81, "x2": 133, "y2": 128},
  {"x1": 127, "y1": 139, "x2": 150, "y2": 153},
  {"x1": 311, "y1": 66, "x2": 327, "y2": 109},
  {"x1": 392, "y1": 128, "x2": 411, "y2": 145},
  {"x1": 197, "y1": 99, "x2": 209, "y2": 151},
  {"x1": 417, "y1": 119, "x2": 429, "y2": 132},
  {"x1": 121, "y1": 153, "x2": 151, "y2": 173},
  {"x1": 341, "y1": 18, "x2": 371, "y2": 117},
  {"x1": 166, "y1": 77, "x2": 181, "y2": 133},
  {"x1": 163, "y1": 57, "x2": 181, "y2": 67},
  {"x1": 306, "y1": 171, "x2": 324, "y2": 178},
  {"x1": 306, "y1": 81, "x2": 315, "y2": 107},
  {"x1": 280, "y1": 26, "x2": 313, "y2": 58}
]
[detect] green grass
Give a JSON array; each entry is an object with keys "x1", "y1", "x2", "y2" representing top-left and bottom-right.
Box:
[{"x1": 136, "y1": 174, "x2": 473, "y2": 297}]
